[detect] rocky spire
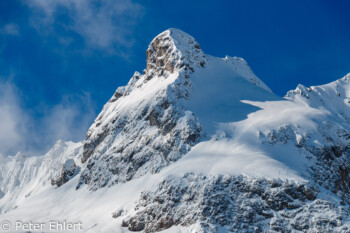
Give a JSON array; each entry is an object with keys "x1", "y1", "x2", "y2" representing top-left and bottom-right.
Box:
[{"x1": 145, "y1": 29, "x2": 207, "y2": 75}]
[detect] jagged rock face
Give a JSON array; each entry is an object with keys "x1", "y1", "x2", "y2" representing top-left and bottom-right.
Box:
[
  {"x1": 258, "y1": 117, "x2": 350, "y2": 205},
  {"x1": 79, "y1": 29, "x2": 205, "y2": 190},
  {"x1": 303, "y1": 129, "x2": 350, "y2": 203},
  {"x1": 146, "y1": 29, "x2": 206, "y2": 75},
  {"x1": 79, "y1": 101, "x2": 202, "y2": 189},
  {"x1": 121, "y1": 174, "x2": 350, "y2": 232}
]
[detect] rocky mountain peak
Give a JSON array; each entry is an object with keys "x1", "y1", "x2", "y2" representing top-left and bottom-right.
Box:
[
  {"x1": 4, "y1": 28, "x2": 350, "y2": 233},
  {"x1": 146, "y1": 28, "x2": 206, "y2": 75},
  {"x1": 78, "y1": 28, "x2": 279, "y2": 189}
]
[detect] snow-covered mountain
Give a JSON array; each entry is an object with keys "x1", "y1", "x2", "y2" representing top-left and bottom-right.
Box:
[{"x1": 1, "y1": 28, "x2": 350, "y2": 232}]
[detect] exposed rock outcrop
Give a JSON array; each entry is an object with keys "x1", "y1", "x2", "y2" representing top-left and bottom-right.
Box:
[
  {"x1": 51, "y1": 159, "x2": 79, "y2": 187},
  {"x1": 120, "y1": 174, "x2": 350, "y2": 233}
]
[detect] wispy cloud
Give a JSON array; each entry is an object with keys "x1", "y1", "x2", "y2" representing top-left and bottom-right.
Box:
[
  {"x1": 25, "y1": 0, "x2": 144, "y2": 54},
  {"x1": 0, "y1": 80, "x2": 28, "y2": 155},
  {"x1": 0, "y1": 79, "x2": 96, "y2": 156},
  {"x1": 37, "y1": 93, "x2": 96, "y2": 152},
  {"x1": 0, "y1": 23, "x2": 19, "y2": 36}
]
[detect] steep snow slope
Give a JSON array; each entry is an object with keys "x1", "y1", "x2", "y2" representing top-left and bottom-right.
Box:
[
  {"x1": 184, "y1": 55, "x2": 277, "y2": 134},
  {"x1": 1, "y1": 29, "x2": 350, "y2": 233}
]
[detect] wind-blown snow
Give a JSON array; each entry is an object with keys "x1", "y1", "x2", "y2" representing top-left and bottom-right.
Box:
[
  {"x1": 184, "y1": 55, "x2": 279, "y2": 134},
  {"x1": 164, "y1": 140, "x2": 305, "y2": 182}
]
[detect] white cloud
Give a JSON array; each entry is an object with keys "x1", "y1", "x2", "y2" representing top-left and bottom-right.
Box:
[
  {"x1": 0, "y1": 80, "x2": 28, "y2": 155},
  {"x1": 38, "y1": 93, "x2": 96, "y2": 150},
  {"x1": 0, "y1": 23, "x2": 19, "y2": 36},
  {"x1": 26, "y1": 0, "x2": 143, "y2": 53},
  {"x1": 0, "y1": 79, "x2": 96, "y2": 156}
]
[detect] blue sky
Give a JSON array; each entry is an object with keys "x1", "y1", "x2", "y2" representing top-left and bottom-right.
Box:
[{"x1": 0, "y1": 0, "x2": 349, "y2": 155}]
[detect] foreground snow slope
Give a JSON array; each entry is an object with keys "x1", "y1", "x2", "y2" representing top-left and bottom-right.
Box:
[{"x1": 1, "y1": 29, "x2": 350, "y2": 232}]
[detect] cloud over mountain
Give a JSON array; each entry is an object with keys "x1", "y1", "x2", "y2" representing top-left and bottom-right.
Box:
[
  {"x1": 26, "y1": 0, "x2": 144, "y2": 54},
  {"x1": 0, "y1": 78, "x2": 95, "y2": 155}
]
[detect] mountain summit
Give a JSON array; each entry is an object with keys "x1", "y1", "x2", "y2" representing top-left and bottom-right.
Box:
[
  {"x1": 1, "y1": 29, "x2": 350, "y2": 232},
  {"x1": 79, "y1": 28, "x2": 277, "y2": 190},
  {"x1": 145, "y1": 28, "x2": 206, "y2": 74}
]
